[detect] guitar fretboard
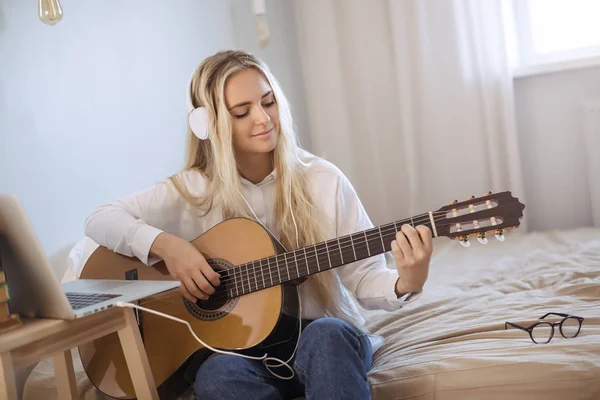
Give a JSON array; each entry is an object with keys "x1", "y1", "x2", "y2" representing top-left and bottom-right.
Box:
[{"x1": 223, "y1": 214, "x2": 436, "y2": 299}]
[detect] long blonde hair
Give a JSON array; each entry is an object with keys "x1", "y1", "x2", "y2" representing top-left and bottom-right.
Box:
[{"x1": 169, "y1": 50, "x2": 360, "y2": 325}]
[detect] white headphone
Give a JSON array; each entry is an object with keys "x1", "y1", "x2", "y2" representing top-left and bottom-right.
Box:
[{"x1": 186, "y1": 72, "x2": 210, "y2": 140}]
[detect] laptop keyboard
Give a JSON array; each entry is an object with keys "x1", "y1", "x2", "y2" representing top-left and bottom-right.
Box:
[{"x1": 66, "y1": 292, "x2": 120, "y2": 310}]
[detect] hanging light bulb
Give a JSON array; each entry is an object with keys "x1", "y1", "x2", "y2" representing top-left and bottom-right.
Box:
[
  {"x1": 38, "y1": 0, "x2": 63, "y2": 26},
  {"x1": 253, "y1": 0, "x2": 270, "y2": 48}
]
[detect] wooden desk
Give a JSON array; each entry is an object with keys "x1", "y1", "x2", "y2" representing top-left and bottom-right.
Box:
[{"x1": 0, "y1": 307, "x2": 158, "y2": 400}]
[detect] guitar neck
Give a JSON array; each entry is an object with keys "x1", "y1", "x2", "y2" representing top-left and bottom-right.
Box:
[{"x1": 224, "y1": 212, "x2": 437, "y2": 298}]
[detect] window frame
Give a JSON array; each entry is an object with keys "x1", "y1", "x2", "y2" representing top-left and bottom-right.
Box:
[{"x1": 510, "y1": 0, "x2": 600, "y2": 77}]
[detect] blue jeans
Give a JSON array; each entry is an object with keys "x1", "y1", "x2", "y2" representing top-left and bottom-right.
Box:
[{"x1": 194, "y1": 317, "x2": 373, "y2": 399}]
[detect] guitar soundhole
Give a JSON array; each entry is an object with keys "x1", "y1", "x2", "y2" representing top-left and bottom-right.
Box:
[
  {"x1": 182, "y1": 258, "x2": 238, "y2": 322},
  {"x1": 196, "y1": 286, "x2": 228, "y2": 310}
]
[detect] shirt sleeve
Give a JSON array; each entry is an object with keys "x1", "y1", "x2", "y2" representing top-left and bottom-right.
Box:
[
  {"x1": 83, "y1": 178, "x2": 185, "y2": 266},
  {"x1": 334, "y1": 173, "x2": 421, "y2": 311}
]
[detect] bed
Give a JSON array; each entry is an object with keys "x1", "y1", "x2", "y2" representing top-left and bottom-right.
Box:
[{"x1": 23, "y1": 227, "x2": 600, "y2": 399}]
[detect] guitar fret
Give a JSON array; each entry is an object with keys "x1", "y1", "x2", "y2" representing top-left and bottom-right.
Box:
[
  {"x1": 378, "y1": 227, "x2": 385, "y2": 251},
  {"x1": 267, "y1": 257, "x2": 273, "y2": 287},
  {"x1": 259, "y1": 259, "x2": 265, "y2": 289},
  {"x1": 237, "y1": 265, "x2": 243, "y2": 294},
  {"x1": 350, "y1": 234, "x2": 357, "y2": 261},
  {"x1": 428, "y1": 211, "x2": 438, "y2": 237},
  {"x1": 314, "y1": 244, "x2": 321, "y2": 272},
  {"x1": 232, "y1": 267, "x2": 239, "y2": 297},
  {"x1": 293, "y1": 250, "x2": 300, "y2": 279},
  {"x1": 246, "y1": 264, "x2": 252, "y2": 293},
  {"x1": 253, "y1": 261, "x2": 258, "y2": 291},
  {"x1": 240, "y1": 264, "x2": 247, "y2": 294},
  {"x1": 284, "y1": 253, "x2": 291, "y2": 281},
  {"x1": 364, "y1": 230, "x2": 371, "y2": 256},
  {"x1": 304, "y1": 248, "x2": 309, "y2": 275},
  {"x1": 325, "y1": 240, "x2": 333, "y2": 269},
  {"x1": 337, "y1": 237, "x2": 344, "y2": 264},
  {"x1": 410, "y1": 216, "x2": 414, "y2": 227},
  {"x1": 248, "y1": 263, "x2": 254, "y2": 293},
  {"x1": 275, "y1": 254, "x2": 282, "y2": 284}
]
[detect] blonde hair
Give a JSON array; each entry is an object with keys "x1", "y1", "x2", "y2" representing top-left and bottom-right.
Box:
[{"x1": 169, "y1": 50, "x2": 360, "y2": 326}]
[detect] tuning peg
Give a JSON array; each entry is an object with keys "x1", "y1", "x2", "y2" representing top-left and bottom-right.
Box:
[
  {"x1": 449, "y1": 199, "x2": 458, "y2": 205},
  {"x1": 477, "y1": 232, "x2": 488, "y2": 244},
  {"x1": 466, "y1": 195, "x2": 475, "y2": 200},
  {"x1": 484, "y1": 190, "x2": 493, "y2": 196},
  {"x1": 495, "y1": 229, "x2": 505, "y2": 242},
  {"x1": 458, "y1": 235, "x2": 471, "y2": 247}
]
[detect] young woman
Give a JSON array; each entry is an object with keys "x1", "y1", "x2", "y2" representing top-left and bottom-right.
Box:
[{"x1": 84, "y1": 50, "x2": 433, "y2": 400}]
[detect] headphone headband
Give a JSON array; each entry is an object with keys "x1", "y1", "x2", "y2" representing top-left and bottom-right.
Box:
[{"x1": 186, "y1": 71, "x2": 209, "y2": 140}]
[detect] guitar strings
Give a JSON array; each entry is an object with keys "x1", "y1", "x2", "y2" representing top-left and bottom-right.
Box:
[
  {"x1": 211, "y1": 213, "x2": 448, "y2": 295},
  {"x1": 217, "y1": 211, "x2": 446, "y2": 284},
  {"x1": 136, "y1": 213, "x2": 444, "y2": 308},
  {"x1": 209, "y1": 213, "x2": 501, "y2": 303},
  {"x1": 225, "y1": 207, "x2": 499, "y2": 287},
  {"x1": 222, "y1": 211, "x2": 441, "y2": 276},
  {"x1": 138, "y1": 208, "x2": 495, "y2": 305},
  {"x1": 136, "y1": 213, "x2": 446, "y2": 307},
  {"x1": 117, "y1": 284, "x2": 305, "y2": 380},
  {"x1": 195, "y1": 213, "x2": 452, "y2": 303}
]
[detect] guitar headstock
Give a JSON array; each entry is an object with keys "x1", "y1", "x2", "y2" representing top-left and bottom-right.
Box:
[{"x1": 434, "y1": 191, "x2": 525, "y2": 247}]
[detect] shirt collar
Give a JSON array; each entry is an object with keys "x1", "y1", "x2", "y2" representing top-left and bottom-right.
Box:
[{"x1": 240, "y1": 169, "x2": 277, "y2": 187}]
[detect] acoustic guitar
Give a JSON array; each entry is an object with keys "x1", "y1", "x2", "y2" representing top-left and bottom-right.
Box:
[{"x1": 78, "y1": 191, "x2": 525, "y2": 399}]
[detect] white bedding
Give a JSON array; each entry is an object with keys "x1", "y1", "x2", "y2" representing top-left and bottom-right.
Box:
[
  {"x1": 364, "y1": 227, "x2": 600, "y2": 399},
  {"x1": 23, "y1": 227, "x2": 600, "y2": 400}
]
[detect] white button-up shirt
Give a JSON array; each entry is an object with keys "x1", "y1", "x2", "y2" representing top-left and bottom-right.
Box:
[{"x1": 84, "y1": 151, "x2": 419, "y2": 348}]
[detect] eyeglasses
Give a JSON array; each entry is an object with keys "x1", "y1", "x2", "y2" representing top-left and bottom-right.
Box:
[{"x1": 505, "y1": 313, "x2": 584, "y2": 344}]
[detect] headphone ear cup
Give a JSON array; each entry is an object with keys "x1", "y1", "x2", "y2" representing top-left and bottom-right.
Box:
[{"x1": 188, "y1": 107, "x2": 209, "y2": 140}]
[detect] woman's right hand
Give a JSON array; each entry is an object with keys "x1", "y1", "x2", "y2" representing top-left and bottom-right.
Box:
[{"x1": 150, "y1": 233, "x2": 220, "y2": 302}]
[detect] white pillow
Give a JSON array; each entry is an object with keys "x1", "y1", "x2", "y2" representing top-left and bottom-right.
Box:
[{"x1": 63, "y1": 237, "x2": 99, "y2": 283}]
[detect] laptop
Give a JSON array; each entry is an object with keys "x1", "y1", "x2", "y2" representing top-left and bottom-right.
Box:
[{"x1": 0, "y1": 193, "x2": 180, "y2": 320}]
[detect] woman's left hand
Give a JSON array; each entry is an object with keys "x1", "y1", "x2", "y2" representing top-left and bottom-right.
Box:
[{"x1": 391, "y1": 224, "x2": 433, "y2": 296}]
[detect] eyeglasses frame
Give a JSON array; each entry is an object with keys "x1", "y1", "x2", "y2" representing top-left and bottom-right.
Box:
[{"x1": 504, "y1": 312, "x2": 584, "y2": 344}]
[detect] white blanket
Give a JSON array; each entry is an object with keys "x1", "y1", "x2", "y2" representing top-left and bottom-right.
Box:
[{"x1": 364, "y1": 228, "x2": 600, "y2": 400}]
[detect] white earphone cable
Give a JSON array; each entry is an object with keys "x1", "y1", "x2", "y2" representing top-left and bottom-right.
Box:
[
  {"x1": 224, "y1": 175, "x2": 304, "y2": 379},
  {"x1": 115, "y1": 284, "x2": 302, "y2": 380},
  {"x1": 119, "y1": 169, "x2": 304, "y2": 380}
]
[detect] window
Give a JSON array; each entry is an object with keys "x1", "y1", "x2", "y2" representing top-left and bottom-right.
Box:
[{"x1": 509, "y1": 0, "x2": 600, "y2": 73}]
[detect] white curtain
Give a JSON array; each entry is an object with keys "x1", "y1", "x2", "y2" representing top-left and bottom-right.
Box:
[
  {"x1": 581, "y1": 98, "x2": 600, "y2": 227},
  {"x1": 293, "y1": 0, "x2": 528, "y2": 233}
]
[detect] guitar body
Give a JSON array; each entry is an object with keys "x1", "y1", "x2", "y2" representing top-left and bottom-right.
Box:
[{"x1": 78, "y1": 218, "x2": 299, "y2": 399}]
